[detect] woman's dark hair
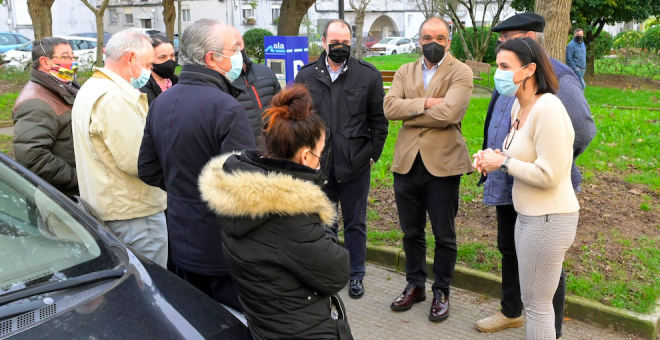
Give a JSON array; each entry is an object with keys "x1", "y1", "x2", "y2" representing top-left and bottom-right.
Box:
[
  {"x1": 263, "y1": 84, "x2": 326, "y2": 160},
  {"x1": 150, "y1": 34, "x2": 173, "y2": 49},
  {"x1": 496, "y1": 37, "x2": 558, "y2": 95}
]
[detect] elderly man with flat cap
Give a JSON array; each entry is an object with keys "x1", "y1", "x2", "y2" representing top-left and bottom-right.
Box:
[{"x1": 474, "y1": 13, "x2": 596, "y2": 339}]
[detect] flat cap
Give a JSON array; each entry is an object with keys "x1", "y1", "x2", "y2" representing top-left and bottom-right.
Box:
[{"x1": 492, "y1": 13, "x2": 545, "y2": 33}]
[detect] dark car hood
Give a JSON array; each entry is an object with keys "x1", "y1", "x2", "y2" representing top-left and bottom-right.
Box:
[{"x1": 8, "y1": 248, "x2": 251, "y2": 340}]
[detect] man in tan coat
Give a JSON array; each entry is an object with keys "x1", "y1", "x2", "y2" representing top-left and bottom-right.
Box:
[
  {"x1": 72, "y1": 29, "x2": 167, "y2": 267},
  {"x1": 384, "y1": 17, "x2": 473, "y2": 322}
]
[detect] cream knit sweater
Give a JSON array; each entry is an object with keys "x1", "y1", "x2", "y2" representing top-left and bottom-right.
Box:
[{"x1": 503, "y1": 93, "x2": 580, "y2": 216}]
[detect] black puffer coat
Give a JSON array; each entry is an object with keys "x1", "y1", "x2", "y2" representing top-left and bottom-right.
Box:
[
  {"x1": 199, "y1": 150, "x2": 352, "y2": 340},
  {"x1": 232, "y1": 57, "x2": 281, "y2": 149}
]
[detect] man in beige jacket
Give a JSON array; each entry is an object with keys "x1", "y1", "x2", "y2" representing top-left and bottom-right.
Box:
[
  {"x1": 384, "y1": 17, "x2": 474, "y2": 322},
  {"x1": 72, "y1": 29, "x2": 167, "y2": 267}
]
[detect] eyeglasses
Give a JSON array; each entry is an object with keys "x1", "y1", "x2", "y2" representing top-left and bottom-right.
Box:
[
  {"x1": 499, "y1": 31, "x2": 526, "y2": 41},
  {"x1": 504, "y1": 118, "x2": 520, "y2": 150},
  {"x1": 51, "y1": 55, "x2": 79, "y2": 62},
  {"x1": 309, "y1": 150, "x2": 322, "y2": 159}
]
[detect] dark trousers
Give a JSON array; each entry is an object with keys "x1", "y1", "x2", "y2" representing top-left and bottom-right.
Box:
[
  {"x1": 393, "y1": 154, "x2": 460, "y2": 295},
  {"x1": 497, "y1": 204, "x2": 566, "y2": 339},
  {"x1": 176, "y1": 268, "x2": 243, "y2": 312},
  {"x1": 324, "y1": 158, "x2": 371, "y2": 281}
]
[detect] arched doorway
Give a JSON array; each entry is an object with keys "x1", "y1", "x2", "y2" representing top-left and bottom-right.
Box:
[{"x1": 368, "y1": 15, "x2": 400, "y2": 40}]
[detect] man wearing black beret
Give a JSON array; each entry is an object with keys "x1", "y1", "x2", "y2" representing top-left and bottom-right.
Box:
[{"x1": 474, "y1": 12, "x2": 597, "y2": 340}]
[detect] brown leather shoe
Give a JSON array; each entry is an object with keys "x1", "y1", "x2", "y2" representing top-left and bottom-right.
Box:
[
  {"x1": 429, "y1": 290, "x2": 449, "y2": 322},
  {"x1": 390, "y1": 283, "x2": 426, "y2": 311}
]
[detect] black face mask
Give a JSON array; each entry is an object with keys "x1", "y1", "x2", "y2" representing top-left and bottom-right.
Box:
[
  {"x1": 495, "y1": 40, "x2": 502, "y2": 50},
  {"x1": 574, "y1": 36, "x2": 584, "y2": 44},
  {"x1": 328, "y1": 43, "x2": 351, "y2": 64},
  {"x1": 152, "y1": 59, "x2": 178, "y2": 79},
  {"x1": 422, "y1": 41, "x2": 445, "y2": 64}
]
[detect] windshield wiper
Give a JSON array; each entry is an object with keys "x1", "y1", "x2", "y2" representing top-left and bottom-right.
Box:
[{"x1": 0, "y1": 268, "x2": 126, "y2": 308}]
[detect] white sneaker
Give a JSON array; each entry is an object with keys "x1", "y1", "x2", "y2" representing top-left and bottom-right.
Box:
[{"x1": 475, "y1": 311, "x2": 524, "y2": 333}]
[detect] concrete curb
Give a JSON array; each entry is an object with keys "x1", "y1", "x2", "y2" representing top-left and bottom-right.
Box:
[{"x1": 357, "y1": 242, "x2": 659, "y2": 339}]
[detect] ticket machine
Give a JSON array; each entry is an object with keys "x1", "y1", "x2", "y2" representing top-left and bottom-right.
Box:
[{"x1": 264, "y1": 36, "x2": 309, "y2": 87}]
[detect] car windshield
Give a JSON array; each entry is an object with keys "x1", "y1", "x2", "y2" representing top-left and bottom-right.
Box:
[
  {"x1": 379, "y1": 38, "x2": 396, "y2": 45},
  {"x1": 15, "y1": 41, "x2": 32, "y2": 52},
  {"x1": 0, "y1": 157, "x2": 120, "y2": 297},
  {"x1": 0, "y1": 34, "x2": 15, "y2": 46}
]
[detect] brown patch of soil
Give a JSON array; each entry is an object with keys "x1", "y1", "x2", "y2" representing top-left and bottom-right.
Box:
[
  {"x1": 367, "y1": 173, "x2": 660, "y2": 277},
  {"x1": 586, "y1": 74, "x2": 660, "y2": 91}
]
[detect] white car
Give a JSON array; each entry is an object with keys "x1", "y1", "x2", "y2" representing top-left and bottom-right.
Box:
[
  {"x1": 1, "y1": 35, "x2": 104, "y2": 70},
  {"x1": 370, "y1": 37, "x2": 416, "y2": 56}
]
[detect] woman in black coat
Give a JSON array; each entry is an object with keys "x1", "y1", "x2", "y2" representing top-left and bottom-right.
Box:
[
  {"x1": 199, "y1": 85, "x2": 352, "y2": 340},
  {"x1": 140, "y1": 34, "x2": 178, "y2": 104}
]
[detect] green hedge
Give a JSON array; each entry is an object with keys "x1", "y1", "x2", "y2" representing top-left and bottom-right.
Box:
[
  {"x1": 640, "y1": 25, "x2": 660, "y2": 51},
  {"x1": 244, "y1": 28, "x2": 273, "y2": 63},
  {"x1": 614, "y1": 30, "x2": 644, "y2": 49},
  {"x1": 450, "y1": 27, "x2": 500, "y2": 63},
  {"x1": 589, "y1": 31, "x2": 614, "y2": 59}
]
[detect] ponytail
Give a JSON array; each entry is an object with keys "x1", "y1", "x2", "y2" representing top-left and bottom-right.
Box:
[{"x1": 263, "y1": 84, "x2": 326, "y2": 160}]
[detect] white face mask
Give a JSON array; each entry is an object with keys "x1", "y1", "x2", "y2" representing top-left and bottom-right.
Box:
[{"x1": 213, "y1": 49, "x2": 243, "y2": 82}]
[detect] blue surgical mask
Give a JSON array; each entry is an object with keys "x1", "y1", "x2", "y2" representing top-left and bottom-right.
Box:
[
  {"x1": 129, "y1": 57, "x2": 151, "y2": 89},
  {"x1": 494, "y1": 64, "x2": 529, "y2": 97},
  {"x1": 214, "y1": 49, "x2": 243, "y2": 82}
]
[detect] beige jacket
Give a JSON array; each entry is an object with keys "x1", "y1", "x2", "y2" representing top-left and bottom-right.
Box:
[
  {"x1": 72, "y1": 68, "x2": 166, "y2": 221},
  {"x1": 383, "y1": 54, "x2": 474, "y2": 177}
]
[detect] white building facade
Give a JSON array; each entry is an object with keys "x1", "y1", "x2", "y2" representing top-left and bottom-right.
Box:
[{"x1": 0, "y1": 0, "x2": 97, "y2": 39}]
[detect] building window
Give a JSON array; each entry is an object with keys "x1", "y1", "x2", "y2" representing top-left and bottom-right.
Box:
[
  {"x1": 182, "y1": 9, "x2": 190, "y2": 22},
  {"x1": 243, "y1": 7, "x2": 255, "y2": 20},
  {"x1": 109, "y1": 9, "x2": 118, "y2": 25},
  {"x1": 407, "y1": 15, "x2": 413, "y2": 28},
  {"x1": 272, "y1": 6, "x2": 280, "y2": 24},
  {"x1": 125, "y1": 14, "x2": 134, "y2": 24}
]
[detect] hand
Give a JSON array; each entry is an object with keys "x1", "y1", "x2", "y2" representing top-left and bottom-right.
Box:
[
  {"x1": 424, "y1": 97, "x2": 444, "y2": 109},
  {"x1": 478, "y1": 149, "x2": 507, "y2": 175},
  {"x1": 472, "y1": 150, "x2": 484, "y2": 175},
  {"x1": 370, "y1": 158, "x2": 374, "y2": 166}
]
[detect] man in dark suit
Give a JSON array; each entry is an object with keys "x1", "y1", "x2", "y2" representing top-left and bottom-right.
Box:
[
  {"x1": 295, "y1": 19, "x2": 389, "y2": 299},
  {"x1": 138, "y1": 19, "x2": 255, "y2": 312}
]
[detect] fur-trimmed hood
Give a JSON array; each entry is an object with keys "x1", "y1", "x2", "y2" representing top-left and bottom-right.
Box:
[{"x1": 199, "y1": 151, "x2": 337, "y2": 236}]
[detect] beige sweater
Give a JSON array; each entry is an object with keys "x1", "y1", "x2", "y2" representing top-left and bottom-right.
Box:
[{"x1": 503, "y1": 93, "x2": 580, "y2": 216}]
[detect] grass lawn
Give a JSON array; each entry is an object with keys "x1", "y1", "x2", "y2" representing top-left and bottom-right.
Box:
[
  {"x1": 366, "y1": 85, "x2": 660, "y2": 313},
  {"x1": 0, "y1": 93, "x2": 18, "y2": 124}
]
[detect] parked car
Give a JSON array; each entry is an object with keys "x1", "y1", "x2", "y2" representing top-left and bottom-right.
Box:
[
  {"x1": 70, "y1": 32, "x2": 113, "y2": 46},
  {"x1": 362, "y1": 36, "x2": 379, "y2": 49},
  {"x1": 0, "y1": 32, "x2": 31, "y2": 53},
  {"x1": 0, "y1": 152, "x2": 252, "y2": 339},
  {"x1": 132, "y1": 28, "x2": 162, "y2": 36},
  {"x1": 410, "y1": 33, "x2": 420, "y2": 53},
  {"x1": 369, "y1": 37, "x2": 416, "y2": 56},
  {"x1": 1, "y1": 36, "x2": 104, "y2": 70}
]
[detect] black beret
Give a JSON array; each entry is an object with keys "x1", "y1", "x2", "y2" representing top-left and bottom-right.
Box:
[{"x1": 492, "y1": 13, "x2": 545, "y2": 33}]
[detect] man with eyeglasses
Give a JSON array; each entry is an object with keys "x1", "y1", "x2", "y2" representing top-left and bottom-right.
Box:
[
  {"x1": 73, "y1": 29, "x2": 168, "y2": 268},
  {"x1": 474, "y1": 13, "x2": 596, "y2": 339},
  {"x1": 138, "y1": 19, "x2": 255, "y2": 312},
  {"x1": 13, "y1": 37, "x2": 80, "y2": 198}
]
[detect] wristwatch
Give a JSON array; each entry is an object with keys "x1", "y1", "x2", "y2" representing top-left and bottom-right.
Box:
[{"x1": 500, "y1": 157, "x2": 511, "y2": 173}]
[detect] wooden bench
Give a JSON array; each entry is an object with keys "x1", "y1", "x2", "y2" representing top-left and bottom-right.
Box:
[{"x1": 465, "y1": 60, "x2": 492, "y2": 89}]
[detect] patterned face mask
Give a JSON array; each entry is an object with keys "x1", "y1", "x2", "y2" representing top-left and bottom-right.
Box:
[{"x1": 50, "y1": 62, "x2": 79, "y2": 83}]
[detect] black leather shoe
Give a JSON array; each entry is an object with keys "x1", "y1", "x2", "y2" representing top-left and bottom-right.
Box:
[
  {"x1": 348, "y1": 280, "x2": 364, "y2": 299},
  {"x1": 429, "y1": 290, "x2": 449, "y2": 322},
  {"x1": 391, "y1": 283, "x2": 426, "y2": 311}
]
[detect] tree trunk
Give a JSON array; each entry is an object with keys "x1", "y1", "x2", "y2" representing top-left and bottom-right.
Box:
[
  {"x1": 95, "y1": 12, "x2": 105, "y2": 67},
  {"x1": 163, "y1": 0, "x2": 175, "y2": 40},
  {"x1": 355, "y1": 10, "x2": 365, "y2": 59},
  {"x1": 584, "y1": 21, "x2": 604, "y2": 76},
  {"x1": 27, "y1": 0, "x2": 55, "y2": 40},
  {"x1": 278, "y1": 0, "x2": 315, "y2": 36},
  {"x1": 535, "y1": 0, "x2": 572, "y2": 61}
]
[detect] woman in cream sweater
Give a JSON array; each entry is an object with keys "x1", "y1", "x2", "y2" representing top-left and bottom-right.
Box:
[{"x1": 474, "y1": 37, "x2": 579, "y2": 339}]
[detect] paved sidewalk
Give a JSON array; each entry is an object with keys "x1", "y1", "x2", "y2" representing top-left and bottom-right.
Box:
[{"x1": 338, "y1": 265, "x2": 636, "y2": 340}]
